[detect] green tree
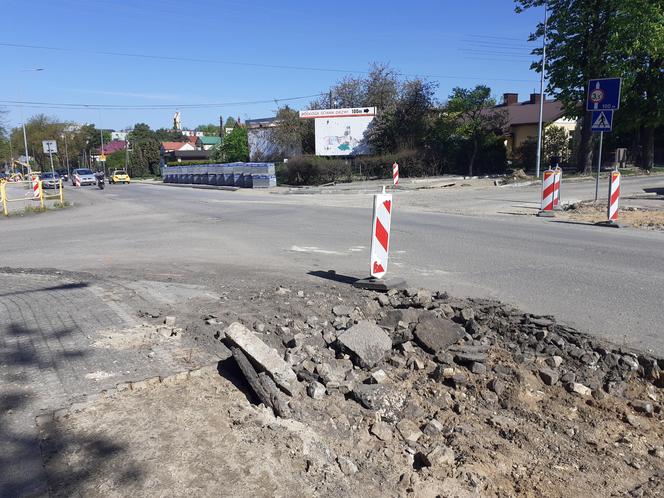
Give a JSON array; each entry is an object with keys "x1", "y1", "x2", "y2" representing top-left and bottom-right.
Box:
[
  {"x1": 445, "y1": 85, "x2": 507, "y2": 176},
  {"x1": 224, "y1": 117, "x2": 237, "y2": 129},
  {"x1": 515, "y1": 0, "x2": 625, "y2": 173},
  {"x1": 612, "y1": 0, "x2": 664, "y2": 169},
  {"x1": 129, "y1": 140, "x2": 160, "y2": 177},
  {"x1": 212, "y1": 126, "x2": 248, "y2": 162},
  {"x1": 9, "y1": 114, "x2": 66, "y2": 167}
]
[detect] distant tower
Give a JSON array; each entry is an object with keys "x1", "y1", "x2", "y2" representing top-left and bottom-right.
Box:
[{"x1": 173, "y1": 111, "x2": 182, "y2": 131}]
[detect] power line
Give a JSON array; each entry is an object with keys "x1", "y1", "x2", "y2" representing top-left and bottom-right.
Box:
[
  {"x1": 0, "y1": 41, "x2": 539, "y2": 83},
  {"x1": 0, "y1": 93, "x2": 326, "y2": 110}
]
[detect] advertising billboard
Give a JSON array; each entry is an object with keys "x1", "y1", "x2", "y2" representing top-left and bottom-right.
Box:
[{"x1": 300, "y1": 107, "x2": 376, "y2": 156}]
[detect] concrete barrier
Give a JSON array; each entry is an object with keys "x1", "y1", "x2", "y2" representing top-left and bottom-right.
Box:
[{"x1": 161, "y1": 162, "x2": 276, "y2": 189}]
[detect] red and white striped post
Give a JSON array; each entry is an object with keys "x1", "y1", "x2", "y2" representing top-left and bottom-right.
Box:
[
  {"x1": 74, "y1": 173, "x2": 81, "y2": 188},
  {"x1": 370, "y1": 190, "x2": 392, "y2": 279},
  {"x1": 353, "y1": 186, "x2": 405, "y2": 290},
  {"x1": 31, "y1": 175, "x2": 41, "y2": 199},
  {"x1": 605, "y1": 170, "x2": 620, "y2": 226},
  {"x1": 537, "y1": 169, "x2": 556, "y2": 217},
  {"x1": 553, "y1": 167, "x2": 562, "y2": 209},
  {"x1": 392, "y1": 162, "x2": 399, "y2": 187}
]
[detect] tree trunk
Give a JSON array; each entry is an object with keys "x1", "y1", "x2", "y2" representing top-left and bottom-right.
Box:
[
  {"x1": 468, "y1": 139, "x2": 477, "y2": 177},
  {"x1": 578, "y1": 112, "x2": 594, "y2": 174},
  {"x1": 642, "y1": 126, "x2": 655, "y2": 171}
]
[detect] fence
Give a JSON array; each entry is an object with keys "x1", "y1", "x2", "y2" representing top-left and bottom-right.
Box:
[{"x1": 1, "y1": 178, "x2": 64, "y2": 216}]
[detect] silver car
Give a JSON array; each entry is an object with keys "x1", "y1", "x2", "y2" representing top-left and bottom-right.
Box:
[
  {"x1": 72, "y1": 168, "x2": 97, "y2": 186},
  {"x1": 40, "y1": 172, "x2": 63, "y2": 189}
]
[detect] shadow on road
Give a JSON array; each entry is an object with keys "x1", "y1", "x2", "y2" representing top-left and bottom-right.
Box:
[
  {"x1": 0, "y1": 281, "x2": 89, "y2": 298},
  {"x1": 307, "y1": 270, "x2": 360, "y2": 285},
  {"x1": 0, "y1": 319, "x2": 144, "y2": 497}
]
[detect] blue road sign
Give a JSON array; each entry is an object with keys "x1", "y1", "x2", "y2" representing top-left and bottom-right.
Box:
[
  {"x1": 587, "y1": 78, "x2": 621, "y2": 111},
  {"x1": 591, "y1": 110, "x2": 613, "y2": 132}
]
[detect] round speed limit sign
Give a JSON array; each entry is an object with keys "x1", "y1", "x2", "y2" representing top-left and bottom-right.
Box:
[{"x1": 590, "y1": 88, "x2": 605, "y2": 104}]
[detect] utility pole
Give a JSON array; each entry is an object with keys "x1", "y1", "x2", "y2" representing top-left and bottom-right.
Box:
[
  {"x1": 534, "y1": 1, "x2": 548, "y2": 179},
  {"x1": 100, "y1": 127, "x2": 105, "y2": 177},
  {"x1": 329, "y1": 90, "x2": 333, "y2": 109}
]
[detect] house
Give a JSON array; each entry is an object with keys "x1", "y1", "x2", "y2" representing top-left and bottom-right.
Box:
[
  {"x1": 196, "y1": 136, "x2": 222, "y2": 151},
  {"x1": 160, "y1": 141, "x2": 195, "y2": 154},
  {"x1": 495, "y1": 93, "x2": 577, "y2": 156},
  {"x1": 246, "y1": 117, "x2": 301, "y2": 161},
  {"x1": 111, "y1": 131, "x2": 128, "y2": 141}
]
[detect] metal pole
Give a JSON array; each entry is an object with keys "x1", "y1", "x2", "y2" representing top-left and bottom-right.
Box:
[
  {"x1": 22, "y1": 123, "x2": 30, "y2": 177},
  {"x1": 594, "y1": 131, "x2": 603, "y2": 202},
  {"x1": 64, "y1": 133, "x2": 70, "y2": 177},
  {"x1": 534, "y1": 1, "x2": 548, "y2": 178}
]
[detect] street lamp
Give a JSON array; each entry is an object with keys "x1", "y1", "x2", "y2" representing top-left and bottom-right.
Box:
[{"x1": 18, "y1": 68, "x2": 45, "y2": 178}]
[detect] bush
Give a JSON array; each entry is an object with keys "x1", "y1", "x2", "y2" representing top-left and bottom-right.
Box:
[{"x1": 277, "y1": 156, "x2": 352, "y2": 185}]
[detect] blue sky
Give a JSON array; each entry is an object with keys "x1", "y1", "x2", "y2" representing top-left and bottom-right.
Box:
[{"x1": 1, "y1": 0, "x2": 545, "y2": 131}]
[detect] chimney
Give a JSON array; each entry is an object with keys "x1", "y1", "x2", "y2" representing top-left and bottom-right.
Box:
[
  {"x1": 503, "y1": 93, "x2": 518, "y2": 106},
  {"x1": 530, "y1": 93, "x2": 542, "y2": 104}
]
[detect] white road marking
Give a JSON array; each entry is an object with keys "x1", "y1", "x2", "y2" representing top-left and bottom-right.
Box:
[{"x1": 289, "y1": 245, "x2": 344, "y2": 255}]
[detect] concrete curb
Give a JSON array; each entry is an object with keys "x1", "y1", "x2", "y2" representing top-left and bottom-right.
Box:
[
  {"x1": 34, "y1": 363, "x2": 219, "y2": 427},
  {"x1": 133, "y1": 181, "x2": 239, "y2": 192}
]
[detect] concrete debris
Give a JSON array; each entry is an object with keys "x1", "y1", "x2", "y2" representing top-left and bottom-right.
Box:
[
  {"x1": 224, "y1": 322, "x2": 300, "y2": 396},
  {"x1": 164, "y1": 316, "x2": 176, "y2": 327},
  {"x1": 307, "y1": 381, "x2": 326, "y2": 400},
  {"x1": 418, "y1": 445, "x2": 455, "y2": 468},
  {"x1": 370, "y1": 421, "x2": 393, "y2": 441},
  {"x1": 195, "y1": 286, "x2": 662, "y2": 496},
  {"x1": 539, "y1": 368, "x2": 560, "y2": 386},
  {"x1": 336, "y1": 456, "x2": 358, "y2": 476},
  {"x1": 569, "y1": 382, "x2": 593, "y2": 397},
  {"x1": 336, "y1": 321, "x2": 392, "y2": 369},
  {"x1": 413, "y1": 317, "x2": 464, "y2": 353},
  {"x1": 630, "y1": 400, "x2": 654, "y2": 415}
]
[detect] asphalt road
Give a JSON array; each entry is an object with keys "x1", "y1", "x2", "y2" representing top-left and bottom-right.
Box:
[{"x1": 1, "y1": 177, "x2": 663, "y2": 355}]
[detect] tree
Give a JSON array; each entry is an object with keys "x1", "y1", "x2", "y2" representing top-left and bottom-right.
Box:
[
  {"x1": 224, "y1": 117, "x2": 237, "y2": 129},
  {"x1": 212, "y1": 126, "x2": 248, "y2": 162},
  {"x1": 612, "y1": 0, "x2": 664, "y2": 169},
  {"x1": 445, "y1": 86, "x2": 507, "y2": 176},
  {"x1": 9, "y1": 114, "x2": 66, "y2": 167},
  {"x1": 271, "y1": 106, "x2": 306, "y2": 155},
  {"x1": 365, "y1": 63, "x2": 399, "y2": 109},
  {"x1": 129, "y1": 140, "x2": 160, "y2": 177},
  {"x1": 515, "y1": 0, "x2": 652, "y2": 173}
]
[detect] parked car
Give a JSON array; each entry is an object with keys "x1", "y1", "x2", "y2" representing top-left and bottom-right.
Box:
[
  {"x1": 110, "y1": 170, "x2": 131, "y2": 184},
  {"x1": 40, "y1": 171, "x2": 62, "y2": 189},
  {"x1": 0, "y1": 172, "x2": 7, "y2": 182},
  {"x1": 71, "y1": 168, "x2": 97, "y2": 186}
]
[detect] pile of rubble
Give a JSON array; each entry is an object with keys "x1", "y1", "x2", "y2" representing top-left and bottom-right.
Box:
[{"x1": 210, "y1": 286, "x2": 663, "y2": 496}]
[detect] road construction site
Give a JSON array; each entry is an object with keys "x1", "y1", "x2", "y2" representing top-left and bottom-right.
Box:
[{"x1": 1, "y1": 174, "x2": 663, "y2": 497}]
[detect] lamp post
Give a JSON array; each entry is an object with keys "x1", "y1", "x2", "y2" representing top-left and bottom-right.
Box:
[
  {"x1": 18, "y1": 68, "x2": 44, "y2": 178},
  {"x1": 534, "y1": 2, "x2": 548, "y2": 179}
]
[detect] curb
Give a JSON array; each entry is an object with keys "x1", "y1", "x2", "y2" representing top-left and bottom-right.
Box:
[
  {"x1": 134, "y1": 181, "x2": 239, "y2": 192},
  {"x1": 34, "y1": 363, "x2": 219, "y2": 427}
]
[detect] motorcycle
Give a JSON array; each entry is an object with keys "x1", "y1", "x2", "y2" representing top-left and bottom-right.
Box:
[{"x1": 96, "y1": 172, "x2": 105, "y2": 190}]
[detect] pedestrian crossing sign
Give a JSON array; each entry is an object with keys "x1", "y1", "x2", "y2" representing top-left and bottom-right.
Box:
[{"x1": 591, "y1": 110, "x2": 613, "y2": 132}]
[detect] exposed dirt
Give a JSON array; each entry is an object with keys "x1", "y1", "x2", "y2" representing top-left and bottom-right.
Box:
[
  {"x1": 37, "y1": 282, "x2": 664, "y2": 498},
  {"x1": 563, "y1": 201, "x2": 664, "y2": 230}
]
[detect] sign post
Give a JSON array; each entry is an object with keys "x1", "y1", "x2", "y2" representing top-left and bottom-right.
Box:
[
  {"x1": 42, "y1": 140, "x2": 58, "y2": 190},
  {"x1": 587, "y1": 78, "x2": 621, "y2": 202}
]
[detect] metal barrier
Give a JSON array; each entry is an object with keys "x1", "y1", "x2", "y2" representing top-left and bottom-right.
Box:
[{"x1": 1, "y1": 178, "x2": 64, "y2": 216}]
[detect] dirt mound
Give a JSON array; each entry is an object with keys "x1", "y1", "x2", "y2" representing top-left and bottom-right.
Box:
[{"x1": 39, "y1": 286, "x2": 664, "y2": 497}]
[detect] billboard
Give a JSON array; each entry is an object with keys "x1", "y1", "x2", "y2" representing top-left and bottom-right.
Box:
[{"x1": 300, "y1": 107, "x2": 376, "y2": 156}]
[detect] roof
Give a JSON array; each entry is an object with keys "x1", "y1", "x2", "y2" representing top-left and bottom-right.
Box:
[
  {"x1": 495, "y1": 99, "x2": 566, "y2": 126},
  {"x1": 161, "y1": 141, "x2": 188, "y2": 151},
  {"x1": 100, "y1": 140, "x2": 127, "y2": 155},
  {"x1": 197, "y1": 136, "x2": 221, "y2": 145},
  {"x1": 246, "y1": 117, "x2": 277, "y2": 129}
]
